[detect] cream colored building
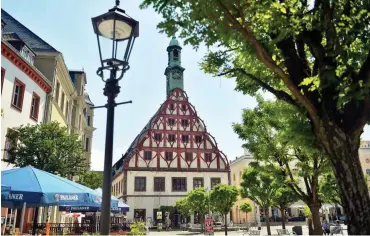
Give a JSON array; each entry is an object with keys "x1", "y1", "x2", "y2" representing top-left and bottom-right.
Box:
[
  {"x1": 1, "y1": 9, "x2": 96, "y2": 232},
  {"x1": 230, "y1": 149, "x2": 259, "y2": 224}
]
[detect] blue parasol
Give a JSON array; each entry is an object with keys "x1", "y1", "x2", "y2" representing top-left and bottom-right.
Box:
[
  {"x1": 1, "y1": 184, "x2": 11, "y2": 200},
  {"x1": 1, "y1": 166, "x2": 118, "y2": 208}
]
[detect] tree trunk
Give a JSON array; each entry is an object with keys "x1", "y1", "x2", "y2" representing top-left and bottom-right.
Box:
[
  {"x1": 224, "y1": 213, "x2": 228, "y2": 235},
  {"x1": 309, "y1": 204, "x2": 323, "y2": 235},
  {"x1": 265, "y1": 208, "x2": 271, "y2": 235},
  {"x1": 246, "y1": 212, "x2": 248, "y2": 224},
  {"x1": 280, "y1": 207, "x2": 286, "y2": 229},
  {"x1": 307, "y1": 218, "x2": 313, "y2": 235},
  {"x1": 317, "y1": 126, "x2": 370, "y2": 234}
]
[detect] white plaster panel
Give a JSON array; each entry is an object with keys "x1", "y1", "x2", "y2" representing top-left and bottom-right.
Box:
[
  {"x1": 1, "y1": 56, "x2": 47, "y2": 170},
  {"x1": 125, "y1": 170, "x2": 228, "y2": 221}
]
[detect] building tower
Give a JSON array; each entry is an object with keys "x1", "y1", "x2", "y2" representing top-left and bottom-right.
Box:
[
  {"x1": 165, "y1": 37, "x2": 185, "y2": 97},
  {"x1": 111, "y1": 37, "x2": 230, "y2": 227}
]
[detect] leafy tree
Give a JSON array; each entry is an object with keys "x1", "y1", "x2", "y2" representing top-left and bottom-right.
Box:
[
  {"x1": 77, "y1": 171, "x2": 103, "y2": 189},
  {"x1": 240, "y1": 166, "x2": 281, "y2": 235},
  {"x1": 175, "y1": 197, "x2": 192, "y2": 219},
  {"x1": 140, "y1": 0, "x2": 370, "y2": 233},
  {"x1": 274, "y1": 186, "x2": 299, "y2": 229},
  {"x1": 319, "y1": 172, "x2": 341, "y2": 206},
  {"x1": 209, "y1": 184, "x2": 239, "y2": 235},
  {"x1": 234, "y1": 98, "x2": 327, "y2": 234},
  {"x1": 239, "y1": 202, "x2": 252, "y2": 225},
  {"x1": 187, "y1": 187, "x2": 209, "y2": 232},
  {"x1": 4, "y1": 122, "x2": 88, "y2": 177}
]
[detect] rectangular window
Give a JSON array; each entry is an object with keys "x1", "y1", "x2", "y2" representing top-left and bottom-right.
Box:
[
  {"x1": 185, "y1": 152, "x2": 193, "y2": 162},
  {"x1": 181, "y1": 119, "x2": 189, "y2": 127},
  {"x1": 144, "y1": 151, "x2": 152, "y2": 160},
  {"x1": 173, "y1": 49, "x2": 179, "y2": 60},
  {"x1": 134, "y1": 177, "x2": 146, "y2": 191},
  {"x1": 211, "y1": 178, "x2": 221, "y2": 189},
  {"x1": 205, "y1": 153, "x2": 212, "y2": 162},
  {"x1": 154, "y1": 177, "x2": 165, "y2": 192},
  {"x1": 55, "y1": 82, "x2": 60, "y2": 102},
  {"x1": 172, "y1": 177, "x2": 187, "y2": 191},
  {"x1": 134, "y1": 209, "x2": 146, "y2": 220},
  {"x1": 1, "y1": 68, "x2": 5, "y2": 93},
  {"x1": 85, "y1": 137, "x2": 89, "y2": 152},
  {"x1": 182, "y1": 135, "x2": 189, "y2": 143},
  {"x1": 193, "y1": 178, "x2": 204, "y2": 189},
  {"x1": 154, "y1": 133, "x2": 162, "y2": 142},
  {"x1": 87, "y1": 116, "x2": 91, "y2": 126},
  {"x1": 181, "y1": 104, "x2": 187, "y2": 111},
  {"x1": 79, "y1": 115, "x2": 82, "y2": 129},
  {"x1": 11, "y1": 79, "x2": 25, "y2": 110},
  {"x1": 195, "y1": 135, "x2": 202, "y2": 143},
  {"x1": 168, "y1": 134, "x2": 176, "y2": 142},
  {"x1": 30, "y1": 92, "x2": 40, "y2": 121},
  {"x1": 168, "y1": 118, "x2": 176, "y2": 126},
  {"x1": 366, "y1": 169, "x2": 370, "y2": 175},
  {"x1": 169, "y1": 103, "x2": 175, "y2": 110},
  {"x1": 165, "y1": 152, "x2": 173, "y2": 161},
  {"x1": 61, "y1": 92, "x2": 65, "y2": 111}
]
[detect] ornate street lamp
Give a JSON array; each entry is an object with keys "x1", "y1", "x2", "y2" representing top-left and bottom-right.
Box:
[{"x1": 91, "y1": 1, "x2": 139, "y2": 234}]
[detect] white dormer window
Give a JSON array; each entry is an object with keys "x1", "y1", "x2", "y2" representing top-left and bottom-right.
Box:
[{"x1": 20, "y1": 46, "x2": 34, "y2": 65}]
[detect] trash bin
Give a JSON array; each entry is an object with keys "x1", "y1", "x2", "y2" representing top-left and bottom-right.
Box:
[{"x1": 292, "y1": 226, "x2": 303, "y2": 235}]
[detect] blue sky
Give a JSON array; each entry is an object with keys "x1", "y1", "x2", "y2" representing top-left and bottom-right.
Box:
[{"x1": 3, "y1": 0, "x2": 369, "y2": 171}]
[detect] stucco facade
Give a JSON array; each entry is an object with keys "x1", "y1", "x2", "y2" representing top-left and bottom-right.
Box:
[
  {"x1": 229, "y1": 149, "x2": 259, "y2": 224},
  {"x1": 1, "y1": 41, "x2": 51, "y2": 170}
]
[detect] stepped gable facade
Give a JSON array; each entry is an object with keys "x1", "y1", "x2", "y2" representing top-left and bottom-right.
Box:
[{"x1": 111, "y1": 37, "x2": 230, "y2": 226}]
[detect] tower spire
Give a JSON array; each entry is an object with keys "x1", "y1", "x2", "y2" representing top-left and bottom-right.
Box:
[{"x1": 164, "y1": 37, "x2": 185, "y2": 97}]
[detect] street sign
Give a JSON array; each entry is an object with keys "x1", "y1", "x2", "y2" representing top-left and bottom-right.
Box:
[{"x1": 205, "y1": 218, "x2": 214, "y2": 235}]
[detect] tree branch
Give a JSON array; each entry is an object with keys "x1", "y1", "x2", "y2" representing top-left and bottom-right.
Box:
[
  {"x1": 218, "y1": 68, "x2": 299, "y2": 107},
  {"x1": 216, "y1": 0, "x2": 321, "y2": 128}
]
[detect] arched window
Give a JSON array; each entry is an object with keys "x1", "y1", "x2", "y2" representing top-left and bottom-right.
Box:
[{"x1": 173, "y1": 49, "x2": 179, "y2": 61}]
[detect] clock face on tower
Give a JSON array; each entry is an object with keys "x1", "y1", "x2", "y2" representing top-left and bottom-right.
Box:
[{"x1": 172, "y1": 70, "x2": 182, "y2": 80}]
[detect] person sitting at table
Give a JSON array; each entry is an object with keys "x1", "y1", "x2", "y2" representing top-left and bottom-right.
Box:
[
  {"x1": 322, "y1": 220, "x2": 330, "y2": 235},
  {"x1": 330, "y1": 220, "x2": 341, "y2": 235}
]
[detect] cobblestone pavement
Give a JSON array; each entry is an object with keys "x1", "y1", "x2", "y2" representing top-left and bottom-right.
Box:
[{"x1": 148, "y1": 224, "x2": 348, "y2": 235}]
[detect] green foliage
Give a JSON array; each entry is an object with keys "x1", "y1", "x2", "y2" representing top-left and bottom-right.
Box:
[
  {"x1": 304, "y1": 205, "x2": 312, "y2": 218},
  {"x1": 239, "y1": 202, "x2": 253, "y2": 214},
  {"x1": 175, "y1": 197, "x2": 191, "y2": 217},
  {"x1": 140, "y1": 0, "x2": 370, "y2": 112},
  {"x1": 4, "y1": 121, "x2": 88, "y2": 177},
  {"x1": 209, "y1": 184, "x2": 239, "y2": 215},
  {"x1": 233, "y1": 97, "x2": 330, "y2": 205},
  {"x1": 186, "y1": 187, "x2": 209, "y2": 215},
  {"x1": 77, "y1": 171, "x2": 103, "y2": 189},
  {"x1": 240, "y1": 166, "x2": 281, "y2": 209},
  {"x1": 159, "y1": 205, "x2": 174, "y2": 213},
  {"x1": 319, "y1": 172, "x2": 341, "y2": 205},
  {"x1": 129, "y1": 221, "x2": 146, "y2": 235},
  {"x1": 274, "y1": 185, "x2": 299, "y2": 209}
]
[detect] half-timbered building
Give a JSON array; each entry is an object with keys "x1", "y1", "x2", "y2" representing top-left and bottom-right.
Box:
[{"x1": 111, "y1": 37, "x2": 230, "y2": 227}]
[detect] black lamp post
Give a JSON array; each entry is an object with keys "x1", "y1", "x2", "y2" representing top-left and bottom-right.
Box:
[{"x1": 91, "y1": 1, "x2": 139, "y2": 234}]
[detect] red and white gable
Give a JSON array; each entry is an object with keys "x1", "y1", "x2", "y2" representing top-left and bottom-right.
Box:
[{"x1": 124, "y1": 88, "x2": 229, "y2": 171}]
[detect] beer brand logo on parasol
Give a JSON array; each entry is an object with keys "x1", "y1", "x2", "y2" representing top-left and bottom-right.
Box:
[
  {"x1": 55, "y1": 194, "x2": 79, "y2": 201},
  {"x1": 8, "y1": 193, "x2": 23, "y2": 200}
]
